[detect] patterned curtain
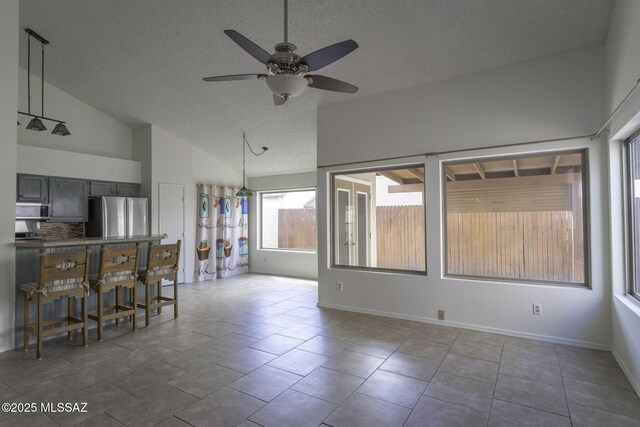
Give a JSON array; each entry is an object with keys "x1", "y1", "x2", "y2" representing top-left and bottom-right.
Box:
[{"x1": 195, "y1": 184, "x2": 249, "y2": 281}]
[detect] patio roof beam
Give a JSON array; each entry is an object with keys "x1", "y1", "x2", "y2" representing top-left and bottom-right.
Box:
[
  {"x1": 551, "y1": 155, "x2": 561, "y2": 175},
  {"x1": 406, "y1": 168, "x2": 425, "y2": 182},
  {"x1": 473, "y1": 163, "x2": 486, "y2": 180},
  {"x1": 446, "y1": 169, "x2": 457, "y2": 182},
  {"x1": 378, "y1": 171, "x2": 405, "y2": 184}
]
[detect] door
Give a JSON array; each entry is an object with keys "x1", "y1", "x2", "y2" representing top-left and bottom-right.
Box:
[
  {"x1": 336, "y1": 188, "x2": 352, "y2": 265},
  {"x1": 49, "y1": 177, "x2": 88, "y2": 222},
  {"x1": 117, "y1": 183, "x2": 140, "y2": 197},
  {"x1": 17, "y1": 174, "x2": 48, "y2": 202},
  {"x1": 102, "y1": 196, "x2": 127, "y2": 237},
  {"x1": 356, "y1": 191, "x2": 369, "y2": 267},
  {"x1": 89, "y1": 181, "x2": 117, "y2": 196},
  {"x1": 334, "y1": 178, "x2": 372, "y2": 267},
  {"x1": 159, "y1": 183, "x2": 185, "y2": 283},
  {"x1": 126, "y1": 197, "x2": 148, "y2": 236}
]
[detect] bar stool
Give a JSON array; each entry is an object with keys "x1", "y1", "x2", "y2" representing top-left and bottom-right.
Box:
[
  {"x1": 21, "y1": 249, "x2": 91, "y2": 359},
  {"x1": 137, "y1": 240, "x2": 181, "y2": 327},
  {"x1": 88, "y1": 244, "x2": 140, "y2": 340}
]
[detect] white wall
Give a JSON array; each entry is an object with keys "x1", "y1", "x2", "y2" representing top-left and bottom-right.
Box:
[
  {"x1": 17, "y1": 145, "x2": 141, "y2": 183},
  {"x1": 605, "y1": 0, "x2": 640, "y2": 394},
  {"x1": 146, "y1": 125, "x2": 242, "y2": 284},
  {"x1": 317, "y1": 46, "x2": 610, "y2": 348},
  {"x1": 192, "y1": 145, "x2": 240, "y2": 188},
  {"x1": 132, "y1": 125, "x2": 152, "y2": 199},
  {"x1": 248, "y1": 172, "x2": 318, "y2": 280},
  {"x1": 0, "y1": 0, "x2": 19, "y2": 352},
  {"x1": 18, "y1": 69, "x2": 133, "y2": 160}
]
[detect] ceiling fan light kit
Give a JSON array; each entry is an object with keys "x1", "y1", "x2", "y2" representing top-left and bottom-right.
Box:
[
  {"x1": 266, "y1": 74, "x2": 310, "y2": 100},
  {"x1": 203, "y1": 0, "x2": 359, "y2": 105},
  {"x1": 18, "y1": 28, "x2": 71, "y2": 136}
]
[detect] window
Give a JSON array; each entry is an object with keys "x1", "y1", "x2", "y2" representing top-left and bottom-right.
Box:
[
  {"x1": 443, "y1": 150, "x2": 589, "y2": 286},
  {"x1": 626, "y1": 133, "x2": 640, "y2": 300},
  {"x1": 331, "y1": 165, "x2": 426, "y2": 273},
  {"x1": 260, "y1": 189, "x2": 316, "y2": 251}
]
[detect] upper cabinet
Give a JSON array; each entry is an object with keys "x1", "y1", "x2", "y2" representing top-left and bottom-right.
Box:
[
  {"x1": 17, "y1": 174, "x2": 48, "y2": 203},
  {"x1": 49, "y1": 177, "x2": 89, "y2": 222},
  {"x1": 116, "y1": 182, "x2": 140, "y2": 197},
  {"x1": 89, "y1": 181, "x2": 139, "y2": 197},
  {"x1": 89, "y1": 180, "x2": 117, "y2": 197},
  {"x1": 17, "y1": 174, "x2": 140, "y2": 222}
]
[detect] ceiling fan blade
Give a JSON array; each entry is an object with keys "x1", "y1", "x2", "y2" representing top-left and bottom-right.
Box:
[
  {"x1": 224, "y1": 30, "x2": 272, "y2": 64},
  {"x1": 299, "y1": 39, "x2": 358, "y2": 72},
  {"x1": 306, "y1": 75, "x2": 359, "y2": 93},
  {"x1": 273, "y1": 94, "x2": 286, "y2": 105},
  {"x1": 202, "y1": 74, "x2": 267, "y2": 82}
]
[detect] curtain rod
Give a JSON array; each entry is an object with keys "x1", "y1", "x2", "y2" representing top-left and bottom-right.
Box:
[{"x1": 318, "y1": 76, "x2": 640, "y2": 170}]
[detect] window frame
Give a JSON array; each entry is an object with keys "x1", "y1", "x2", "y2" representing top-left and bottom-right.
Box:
[
  {"x1": 625, "y1": 132, "x2": 640, "y2": 301},
  {"x1": 441, "y1": 148, "x2": 591, "y2": 288},
  {"x1": 258, "y1": 187, "x2": 317, "y2": 253},
  {"x1": 329, "y1": 163, "x2": 428, "y2": 275}
]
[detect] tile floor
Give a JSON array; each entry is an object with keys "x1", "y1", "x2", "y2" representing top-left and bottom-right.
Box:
[{"x1": 1, "y1": 274, "x2": 639, "y2": 426}]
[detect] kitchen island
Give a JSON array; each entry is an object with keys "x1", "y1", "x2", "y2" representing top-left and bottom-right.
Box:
[{"x1": 14, "y1": 234, "x2": 167, "y2": 347}]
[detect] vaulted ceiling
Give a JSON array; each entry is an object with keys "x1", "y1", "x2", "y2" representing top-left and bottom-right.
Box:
[{"x1": 19, "y1": 0, "x2": 613, "y2": 176}]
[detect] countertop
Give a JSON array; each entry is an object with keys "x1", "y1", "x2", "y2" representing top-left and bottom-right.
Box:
[{"x1": 14, "y1": 234, "x2": 168, "y2": 248}]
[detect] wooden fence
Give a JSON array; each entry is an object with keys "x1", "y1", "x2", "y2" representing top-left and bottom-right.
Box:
[
  {"x1": 278, "y1": 206, "x2": 583, "y2": 282},
  {"x1": 446, "y1": 211, "x2": 582, "y2": 282},
  {"x1": 376, "y1": 206, "x2": 426, "y2": 271},
  {"x1": 277, "y1": 208, "x2": 316, "y2": 250}
]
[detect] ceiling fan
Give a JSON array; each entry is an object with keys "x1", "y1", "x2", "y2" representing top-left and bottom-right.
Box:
[{"x1": 202, "y1": 0, "x2": 359, "y2": 105}]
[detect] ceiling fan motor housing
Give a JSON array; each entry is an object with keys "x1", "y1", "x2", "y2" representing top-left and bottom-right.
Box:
[
  {"x1": 265, "y1": 42, "x2": 312, "y2": 99},
  {"x1": 267, "y1": 43, "x2": 309, "y2": 76}
]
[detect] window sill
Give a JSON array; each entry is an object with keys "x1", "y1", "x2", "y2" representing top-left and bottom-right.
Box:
[
  {"x1": 330, "y1": 265, "x2": 427, "y2": 277},
  {"x1": 614, "y1": 294, "x2": 640, "y2": 318},
  {"x1": 258, "y1": 248, "x2": 317, "y2": 254},
  {"x1": 442, "y1": 274, "x2": 589, "y2": 289}
]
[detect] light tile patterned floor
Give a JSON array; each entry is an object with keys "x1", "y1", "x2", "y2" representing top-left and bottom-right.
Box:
[{"x1": 1, "y1": 274, "x2": 639, "y2": 426}]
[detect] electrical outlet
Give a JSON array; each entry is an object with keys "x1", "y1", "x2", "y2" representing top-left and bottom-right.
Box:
[
  {"x1": 532, "y1": 303, "x2": 542, "y2": 315},
  {"x1": 337, "y1": 282, "x2": 344, "y2": 291},
  {"x1": 438, "y1": 310, "x2": 445, "y2": 321}
]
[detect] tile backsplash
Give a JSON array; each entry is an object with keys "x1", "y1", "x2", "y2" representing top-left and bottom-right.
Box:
[{"x1": 40, "y1": 222, "x2": 84, "y2": 239}]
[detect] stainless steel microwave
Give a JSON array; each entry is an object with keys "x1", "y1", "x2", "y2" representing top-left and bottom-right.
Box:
[{"x1": 16, "y1": 203, "x2": 50, "y2": 220}]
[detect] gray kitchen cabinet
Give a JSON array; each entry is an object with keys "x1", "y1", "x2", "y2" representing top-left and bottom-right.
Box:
[
  {"x1": 116, "y1": 182, "x2": 140, "y2": 197},
  {"x1": 17, "y1": 174, "x2": 48, "y2": 203},
  {"x1": 49, "y1": 177, "x2": 89, "y2": 222},
  {"x1": 90, "y1": 180, "x2": 117, "y2": 196}
]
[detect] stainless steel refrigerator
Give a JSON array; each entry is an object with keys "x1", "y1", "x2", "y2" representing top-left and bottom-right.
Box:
[{"x1": 86, "y1": 196, "x2": 149, "y2": 237}]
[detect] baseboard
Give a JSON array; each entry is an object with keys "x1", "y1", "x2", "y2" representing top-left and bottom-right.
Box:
[
  {"x1": 248, "y1": 271, "x2": 318, "y2": 282},
  {"x1": 611, "y1": 348, "x2": 640, "y2": 397},
  {"x1": 317, "y1": 301, "x2": 610, "y2": 351}
]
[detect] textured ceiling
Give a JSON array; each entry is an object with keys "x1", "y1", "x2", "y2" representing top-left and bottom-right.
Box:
[{"x1": 18, "y1": 0, "x2": 612, "y2": 176}]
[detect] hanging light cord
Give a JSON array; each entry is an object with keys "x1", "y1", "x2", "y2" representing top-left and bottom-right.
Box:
[
  {"x1": 27, "y1": 34, "x2": 31, "y2": 114},
  {"x1": 243, "y1": 132, "x2": 268, "y2": 157},
  {"x1": 241, "y1": 132, "x2": 269, "y2": 189},
  {"x1": 41, "y1": 41, "x2": 45, "y2": 117}
]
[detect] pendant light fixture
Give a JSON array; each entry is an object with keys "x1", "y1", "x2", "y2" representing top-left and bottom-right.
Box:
[
  {"x1": 236, "y1": 132, "x2": 268, "y2": 198},
  {"x1": 18, "y1": 28, "x2": 71, "y2": 136}
]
